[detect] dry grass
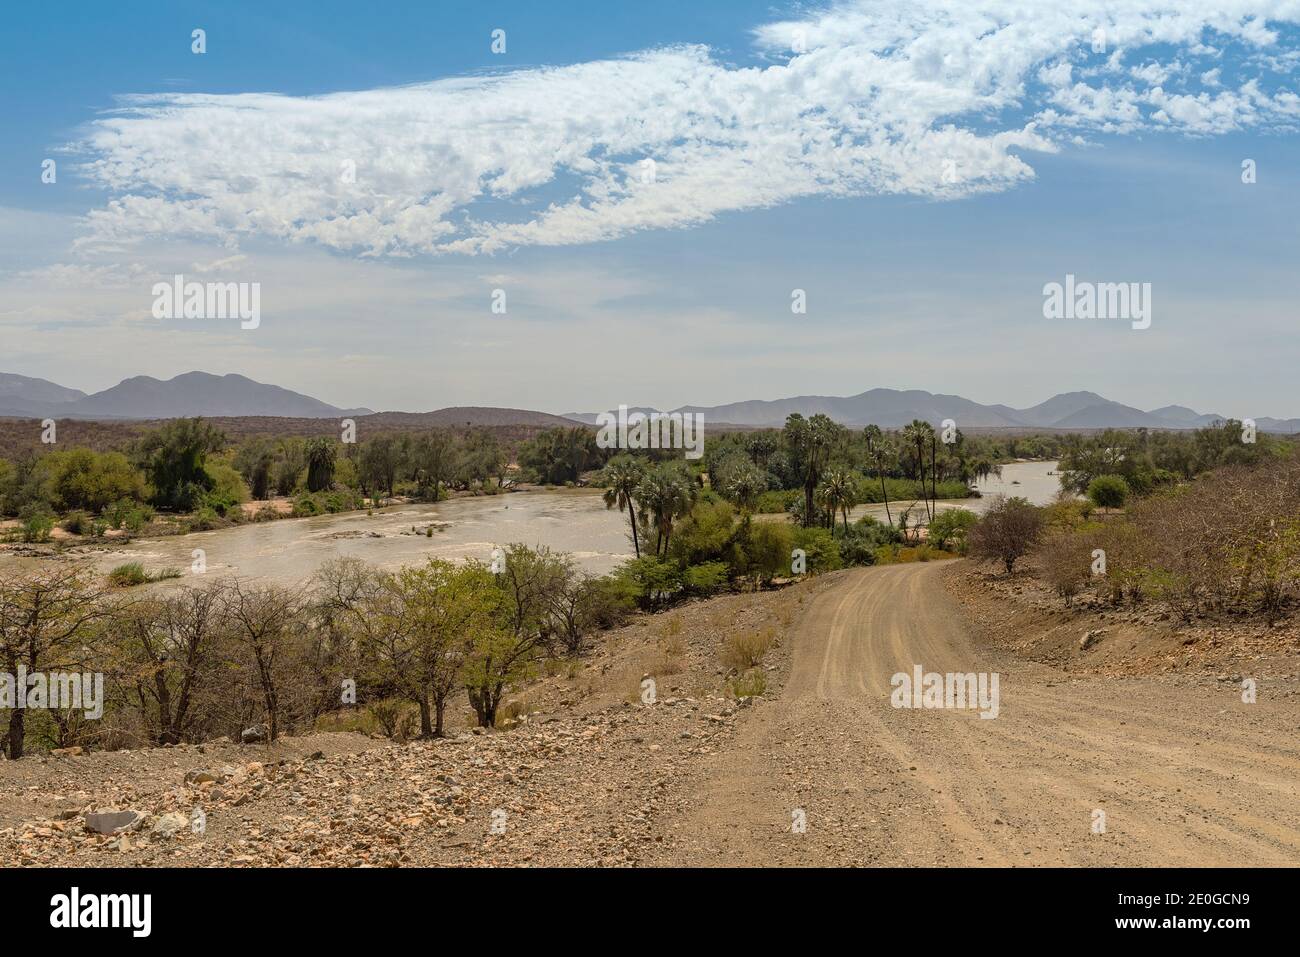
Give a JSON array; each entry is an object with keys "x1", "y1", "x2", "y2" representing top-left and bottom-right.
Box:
[
  {"x1": 727, "y1": 668, "x2": 768, "y2": 698},
  {"x1": 720, "y1": 627, "x2": 776, "y2": 670}
]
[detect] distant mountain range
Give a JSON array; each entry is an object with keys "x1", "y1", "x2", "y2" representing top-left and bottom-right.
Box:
[
  {"x1": 567, "y1": 389, "x2": 1300, "y2": 433},
  {"x1": 4, "y1": 373, "x2": 1298, "y2": 433},
  {"x1": 0, "y1": 372, "x2": 372, "y2": 420}
]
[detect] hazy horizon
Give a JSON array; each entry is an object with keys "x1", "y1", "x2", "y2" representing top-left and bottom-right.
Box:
[{"x1": 3, "y1": 1, "x2": 1298, "y2": 416}]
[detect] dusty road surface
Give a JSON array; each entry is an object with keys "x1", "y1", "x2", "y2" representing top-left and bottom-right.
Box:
[{"x1": 649, "y1": 563, "x2": 1300, "y2": 866}]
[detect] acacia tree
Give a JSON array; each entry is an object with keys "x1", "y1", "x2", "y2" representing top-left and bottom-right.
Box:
[
  {"x1": 519, "y1": 427, "x2": 601, "y2": 484},
  {"x1": 969, "y1": 496, "x2": 1044, "y2": 574},
  {"x1": 234, "y1": 438, "x2": 277, "y2": 500},
  {"x1": 134, "y1": 418, "x2": 226, "y2": 511},
  {"x1": 359, "y1": 435, "x2": 403, "y2": 502},
  {"x1": 409, "y1": 431, "x2": 456, "y2": 501},
  {"x1": 223, "y1": 580, "x2": 303, "y2": 741},
  {"x1": 462, "y1": 545, "x2": 565, "y2": 727},
  {"x1": 350, "y1": 561, "x2": 499, "y2": 737},
  {"x1": 405, "y1": 562, "x2": 500, "y2": 735},
  {"x1": 119, "y1": 584, "x2": 226, "y2": 745},
  {"x1": 0, "y1": 566, "x2": 111, "y2": 759}
]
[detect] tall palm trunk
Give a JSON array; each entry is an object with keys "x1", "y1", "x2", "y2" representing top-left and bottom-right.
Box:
[
  {"x1": 626, "y1": 499, "x2": 640, "y2": 557},
  {"x1": 914, "y1": 438, "x2": 927, "y2": 521},
  {"x1": 929, "y1": 435, "x2": 938, "y2": 523}
]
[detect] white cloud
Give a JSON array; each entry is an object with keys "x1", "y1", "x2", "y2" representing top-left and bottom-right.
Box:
[
  {"x1": 67, "y1": 0, "x2": 1300, "y2": 257},
  {"x1": 191, "y1": 253, "x2": 247, "y2": 273}
]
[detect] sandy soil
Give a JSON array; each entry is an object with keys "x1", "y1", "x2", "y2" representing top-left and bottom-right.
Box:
[
  {"x1": 2, "y1": 562, "x2": 1297, "y2": 867},
  {"x1": 645, "y1": 563, "x2": 1300, "y2": 866}
]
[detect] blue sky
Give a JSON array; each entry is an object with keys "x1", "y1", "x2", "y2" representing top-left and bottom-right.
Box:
[{"x1": 2, "y1": 1, "x2": 1298, "y2": 418}]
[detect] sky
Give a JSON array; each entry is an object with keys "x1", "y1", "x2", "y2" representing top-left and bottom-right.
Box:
[{"x1": 1, "y1": 0, "x2": 1298, "y2": 418}]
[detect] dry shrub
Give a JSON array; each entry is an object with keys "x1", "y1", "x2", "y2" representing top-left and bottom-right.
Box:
[
  {"x1": 496, "y1": 694, "x2": 538, "y2": 728},
  {"x1": 728, "y1": 668, "x2": 767, "y2": 698},
  {"x1": 1037, "y1": 529, "x2": 1096, "y2": 599},
  {"x1": 368, "y1": 698, "x2": 419, "y2": 740},
  {"x1": 1034, "y1": 455, "x2": 1300, "y2": 621},
  {"x1": 721, "y1": 627, "x2": 775, "y2": 670},
  {"x1": 659, "y1": 633, "x2": 687, "y2": 659},
  {"x1": 657, "y1": 617, "x2": 682, "y2": 639},
  {"x1": 969, "y1": 496, "x2": 1044, "y2": 574}
]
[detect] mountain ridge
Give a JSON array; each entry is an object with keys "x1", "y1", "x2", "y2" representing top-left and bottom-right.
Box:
[
  {"x1": 565, "y1": 388, "x2": 1297, "y2": 432},
  {"x1": 3, "y1": 372, "x2": 1297, "y2": 432},
  {"x1": 0, "y1": 371, "x2": 370, "y2": 420}
]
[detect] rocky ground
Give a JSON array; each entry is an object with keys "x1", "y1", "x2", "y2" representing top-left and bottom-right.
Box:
[
  {"x1": 3, "y1": 561, "x2": 1297, "y2": 868},
  {"x1": 948, "y1": 560, "x2": 1300, "y2": 688},
  {"x1": 0, "y1": 578, "x2": 834, "y2": 867}
]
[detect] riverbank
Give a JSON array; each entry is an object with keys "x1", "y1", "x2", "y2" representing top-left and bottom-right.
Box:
[
  {"x1": 0, "y1": 462, "x2": 1064, "y2": 585},
  {"x1": 0, "y1": 486, "x2": 632, "y2": 582}
]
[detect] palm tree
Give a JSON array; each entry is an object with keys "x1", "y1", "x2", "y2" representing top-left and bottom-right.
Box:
[
  {"x1": 903, "y1": 420, "x2": 936, "y2": 523},
  {"x1": 968, "y1": 458, "x2": 1001, "y2": 487},
  {"x1": 929, "y1": 428, "x2": 939, "y2": 521},
  {"x1": 600, "y1": 456, "x2": 645, "y2": 557},
  {"x1": 819, "y1": 468, "x2": 856, "y2": 532},
  {"x1": 784, "y1": 413, "x2": 841, "y2": 528},
  {"x1": 636, "y1": 465, "x2": 697, "y2": 556},
  {"x1": 869, "y1": 439, "x2": 895, "y2": 528},
  {"x1": 727, "y1": 462, "x2": 765, "y2": 513},
  {"x1": 745, "y1": 433, "x2": 778, "y2": 470},
  {"x1": 305, "y1": 438, "x2": 337, "y2": 493}
]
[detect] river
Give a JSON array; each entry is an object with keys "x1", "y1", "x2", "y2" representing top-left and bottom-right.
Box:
[{"x1": 2, "y1": 461, "x2": 1063, "y2": 585}]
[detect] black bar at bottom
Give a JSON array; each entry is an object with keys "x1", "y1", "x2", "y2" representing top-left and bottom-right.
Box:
[{"x1": 2, "y1": 866, "x2": 1286, "y2": 942}]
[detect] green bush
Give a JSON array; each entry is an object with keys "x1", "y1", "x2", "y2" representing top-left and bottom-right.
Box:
[
  {"x1": 668, "y1": 500, "x2": 736, "y2": 566},
  {"x1": 836, "y1": 517, "x2": 898, "y2": 565},
  {"x1": 731, "y1": 519, "x2": 794, "y2": 585},
  {"x1": 293, "y1": 488, "x2": 363, "y2": 517},
  {"x1": 614, "y1": 556, "x2": 682, "y2": 610},
  {"x1": 201, "y1": 460, "x2": 250, "y2": 516},
  {"x1": 682, "y1": 561, "x2": 729, "y2": 595},
  {"x1": 36, "y1": 449, "x2": 147, "y2": 514},
  {"x1": 61, "y1": 510, "x2": 91, "y2": 535},
  {"x1": 1087, "y1": 474, "x2": 1130, "y2": 510},
  {"x1": 753, "y1": 489, "x2": 799, "y2": 514},
  {"x1": 108, "y1": 562, "x2": 181, "y2": 587},
  {"x1": 187, "y1": 506, "x2": 224, "y2": 531},
  {"x1": 19, "y1": 505, "x2": 54, "y2": 543},
  {"x1": 927, "y1": 508, "x2": 979, "y2": 550},
  {"x1": 106, "y1": 499, "x2": 155, "y2": 534},
  {"x1": 792, "y1": 526, "x2": 843, "y2": 573},
  {"x1": 108, "y1": 562, "x2": 149, "y2": 587}
]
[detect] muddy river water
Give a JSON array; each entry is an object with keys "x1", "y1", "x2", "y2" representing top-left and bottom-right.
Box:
[{"x1": 3, "y1": 461, "x2": 1062, "y2": 585}]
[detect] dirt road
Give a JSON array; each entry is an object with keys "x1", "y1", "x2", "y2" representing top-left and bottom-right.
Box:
[{"x1": 649, "y1": 563, "x2": 1300, "y2": 866}]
